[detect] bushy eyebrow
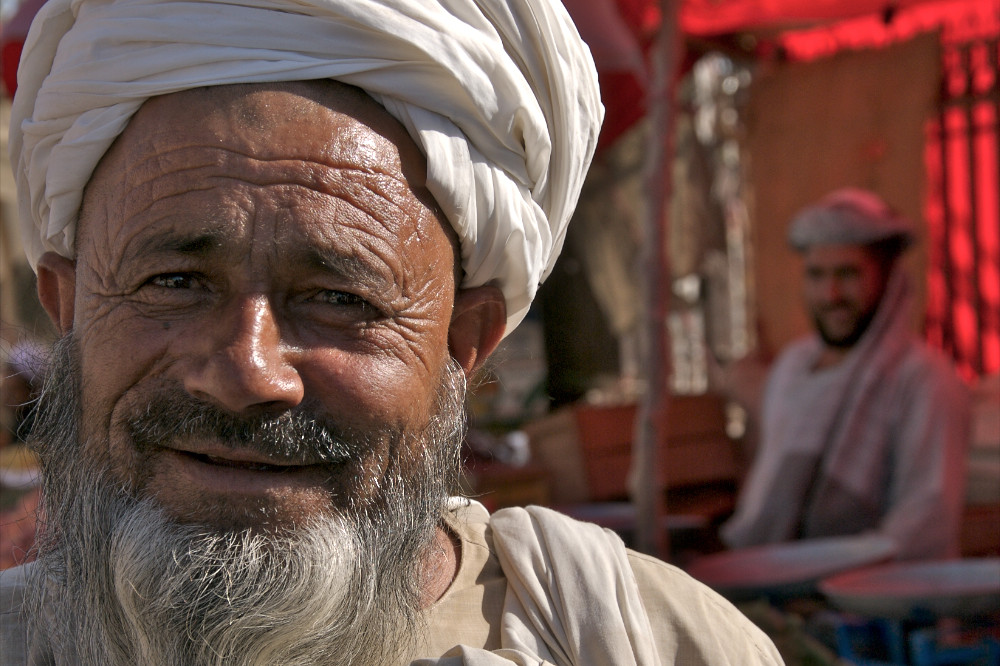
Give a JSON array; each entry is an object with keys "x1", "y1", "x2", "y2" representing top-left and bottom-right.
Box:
[
  {"x1": 302, "y1": 247, "x2": 391, "y2": 290},
  {"x1": 130, "y1": 229, "x2": 224, "y2": 259},
  {"x1": 122, "y1": 226, "x2": 395, "y2": 294}
]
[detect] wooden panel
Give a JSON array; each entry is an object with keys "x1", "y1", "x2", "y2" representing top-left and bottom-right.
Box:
[
  {"x1": 585, "y1": 454, "x2": 635, "y2": 502},
  {"x1": 961, "y1": 503, "x2": 1000, "y2": 557},
  {"x1": 574, "y1": 403, "x2": 635, "y2": 454},
  {"x1": 464, "y1": 461, "x2": 551, "y2": 512},
  {"x1": 521, "y1": 407, "x2": 591, "y2": 504},
  {"x1": 663, "y1": 435, "x2": 740, "y2": 487},
  {"x1": 574, "y1": 403, "x2": 635, "y2": 501},
  {"x1": 746, "y1": 35, "x2": 939, "y2": 352},
  {"x1": 571, "y1": 395, "x2": 741, "y2": 505},
  {"x1": 663, "y1": 395, "x2": 730, "y2": 438}
]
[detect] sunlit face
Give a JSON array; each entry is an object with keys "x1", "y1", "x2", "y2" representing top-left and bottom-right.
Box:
[
  {"x1": 65, "y1": 82, "x2": 461, "y2": 529},
  {"x1": 802, "y1": 243, "x2": 888, "y2": 348}
]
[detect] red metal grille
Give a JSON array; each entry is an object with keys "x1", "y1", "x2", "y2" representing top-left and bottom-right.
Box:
[
  {"x1": 924, "y1": 32, "x2": 1000, "y2": 379},
  {"x1": 774, "y1": 1, "x2": 1000, "y2": 379}
]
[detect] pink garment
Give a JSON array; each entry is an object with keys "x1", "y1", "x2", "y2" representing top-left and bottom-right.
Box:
[{"x1": 721, "y1": 269, "x2": 970, "y2": 560}]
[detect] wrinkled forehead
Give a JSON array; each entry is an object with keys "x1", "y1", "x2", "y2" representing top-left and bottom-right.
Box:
[
  {"x1": 80, "y1": 80, "x2": 460, "y2": 266},
  {"x1": 96, "y1": 81, "x2": 423, "y2": 194}
]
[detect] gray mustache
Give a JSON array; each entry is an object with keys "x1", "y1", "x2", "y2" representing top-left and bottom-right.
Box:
[{"x1": 124, "y1": 393, "x2": 380, "y2": 466}]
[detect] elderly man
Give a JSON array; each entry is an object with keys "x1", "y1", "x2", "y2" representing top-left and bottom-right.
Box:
[
  {"x1": 0, "y1": 0, "x2": 783, "y2": 664},
  {"x1": 721, "y1": 189, "x2": 970, "y2": 561}
]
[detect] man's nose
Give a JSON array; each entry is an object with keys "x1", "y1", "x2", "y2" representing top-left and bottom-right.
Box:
[
  {"x1": 182, "y1": 295, "x2": 304, "y2": 413},
  {"x1": 820, "y1": 277, "x2": 843, "y2": 302}
]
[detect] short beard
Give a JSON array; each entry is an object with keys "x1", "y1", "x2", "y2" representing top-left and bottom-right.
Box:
[
  {"x1": 813, "y1": 301, "x2": 879, "y2": 349},
  {"x1": 25, "y1": 335, "x2": 468, "y2": 666}
]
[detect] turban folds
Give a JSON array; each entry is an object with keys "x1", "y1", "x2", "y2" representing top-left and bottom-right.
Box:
[{"x1": 10, "y1": 0, "x2": 603, "y2": 334}]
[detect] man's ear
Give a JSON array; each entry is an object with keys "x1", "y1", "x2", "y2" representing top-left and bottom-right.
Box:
[
  {"x1": 36, "y1": 251, "x2": 77, "y2": 335},
  {"x1": 449, "y1": 285, "x2": 506, "y2": 376}
]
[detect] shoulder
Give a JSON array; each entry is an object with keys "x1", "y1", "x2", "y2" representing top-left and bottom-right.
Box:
[
  {"x1": 0, "y1": 564, "x2": 32, "y2": 666},
  {"x1": 1, "y1": 563, "x2": 29, "y2": 619},
  {"x1": 0, "y1": 564, "x2": 32, "y2": 612},
  {"x1": 767, "y1": 337, "x2": 819, "y2": 384},
  {"x1": 486, "y1": 504, "x2": 782, "y2": 664},
  {"x1": 897, "y1": 341, "x2": 965, "y2": 384},
  {"x1": 626, "y1": 550, "x2": 784, "y2": 664},
  {"x1": 889, "y1": 341, "x2": 970, "y2": 413}
]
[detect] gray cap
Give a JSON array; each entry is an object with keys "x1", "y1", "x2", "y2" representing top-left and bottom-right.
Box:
[{"x1": 787, "y1": 188, "x2": 915, "y2": 252}]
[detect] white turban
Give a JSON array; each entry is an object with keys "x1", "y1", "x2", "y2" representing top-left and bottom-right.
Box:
[
  {"x1": 787, "y1": 188, "x2": 915, "y2": 252},
  {"x1": 10, "y1": 0, "x2": 603, "y2": 334}
]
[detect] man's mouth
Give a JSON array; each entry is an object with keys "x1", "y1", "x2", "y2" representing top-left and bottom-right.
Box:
[
  {"x1": 165, "y1": 442, "x2": 316, "y2": 473},
  {"x1": 140, "y1": 444, "x2": 342, "y2": 526},
  {"x1": 820, "y1": 301, "x2": 852, "y2": 313},
  {"x1": 149, "y1": 444, "x2": 336, "y2": 502},
  {"x1": 180, "y1": 450, "x2": 300, "y2": 473}
]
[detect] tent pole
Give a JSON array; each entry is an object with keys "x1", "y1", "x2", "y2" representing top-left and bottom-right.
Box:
[{"x1": 633, "y1": 0, "x2": 681, "y2": 558}]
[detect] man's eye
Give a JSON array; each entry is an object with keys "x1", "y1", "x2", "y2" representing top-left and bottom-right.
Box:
[
  {"x1": 315, "y1": 290, "x2": 370, "y2": 308},
  {"x1": 149, "y1": 274, "x2": 197, "y2": 289}
]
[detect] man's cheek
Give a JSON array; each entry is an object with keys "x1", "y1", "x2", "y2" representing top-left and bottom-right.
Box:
[
  {"x1": 299, "y1": 355, "x2": 429, "y2": 427},
  {"x1": 75, "y1": 370, "x2": 156, "y2": 485}
]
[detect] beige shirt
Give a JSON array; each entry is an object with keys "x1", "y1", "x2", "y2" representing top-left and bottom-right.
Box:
[
  {"x1": 419, "y1": 501, "x2": 782, "y2": 663},
  {"x1": 1, "y1": 502, "x2": 783, "y2": 665}
]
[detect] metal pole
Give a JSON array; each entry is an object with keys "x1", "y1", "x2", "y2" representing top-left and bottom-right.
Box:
[{"x1": 633, "y1": 0, "x2": 681, "y2": 557}]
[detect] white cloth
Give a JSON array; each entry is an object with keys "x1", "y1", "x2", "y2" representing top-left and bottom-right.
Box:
[
  {"x1": 9, "y1": 0, "x2": 604, "y2": 334},
  {"x1": 490, "y1": 505, "x2": 660, "y2": 664},
  {"x1": 416, "y1": 501, "x2": 783, "y2": 665},
  {"x1": 720, "y1": 270, "x2": 971, "y2": 559}
]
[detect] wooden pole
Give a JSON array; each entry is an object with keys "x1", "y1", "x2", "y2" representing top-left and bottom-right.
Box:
[{"x1": 633, "y1": 0, "x2": 682, "y2": 558}]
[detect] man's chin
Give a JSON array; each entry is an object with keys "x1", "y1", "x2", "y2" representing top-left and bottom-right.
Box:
[
  {"x1": 814, "y1": 302, "x2": 881, "y2": 349},
  {"x1": 141, "y1": 488, "x2": 352, "y2": 533},
  {"x1": 817, "y1": 329, "x2": 859, "y2": 348},
  {"x1": 30, "y1": 475, "x2": 422, "y2": 666},
  {"x1": 814, "y1": 314, "x2": 865, "y2": 348}
]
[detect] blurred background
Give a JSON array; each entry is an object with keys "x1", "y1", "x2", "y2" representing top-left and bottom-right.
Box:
[{"x1": 1, "y1": 1, "x2": 999, "y2": 661}]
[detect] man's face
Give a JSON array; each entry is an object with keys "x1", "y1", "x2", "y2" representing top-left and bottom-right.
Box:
[
  {"x1": 802, "y1": 243, "x2": 888, "y2": 348},
  {"x1": 63, "y1": 82, "x2": 462, "y2": 530}
]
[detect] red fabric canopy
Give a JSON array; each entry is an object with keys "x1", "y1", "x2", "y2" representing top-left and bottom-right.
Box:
[
  {"x1": 559, "y1": 0, "x2": 996, "y2": 146},
  {"x1": 564, "y1": 0, "x2": 998, "y2": 378},
  {"x1": 679, "y1": 0, "x2": 989, "y2": 36}
]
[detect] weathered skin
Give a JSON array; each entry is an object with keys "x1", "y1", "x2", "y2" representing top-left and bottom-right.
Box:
[{"x1": 35, "y1": 81, "x2": 506, "y2": 604}]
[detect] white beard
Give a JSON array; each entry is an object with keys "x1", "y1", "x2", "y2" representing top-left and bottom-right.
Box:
[
  {"x1": 96, "y1": 503, "x2": 409, "y2": 666},
  {"x1": 26, "y1": 335, "x2": 468, "y2": 666}
]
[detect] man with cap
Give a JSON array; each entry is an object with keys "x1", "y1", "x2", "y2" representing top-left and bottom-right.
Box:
[
  {"x1": 720, "y1": 189, "x2": 970, "y2": 561},
  {"x1": 0, "y1": 0, "x2": 783, "y2": 663}
]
